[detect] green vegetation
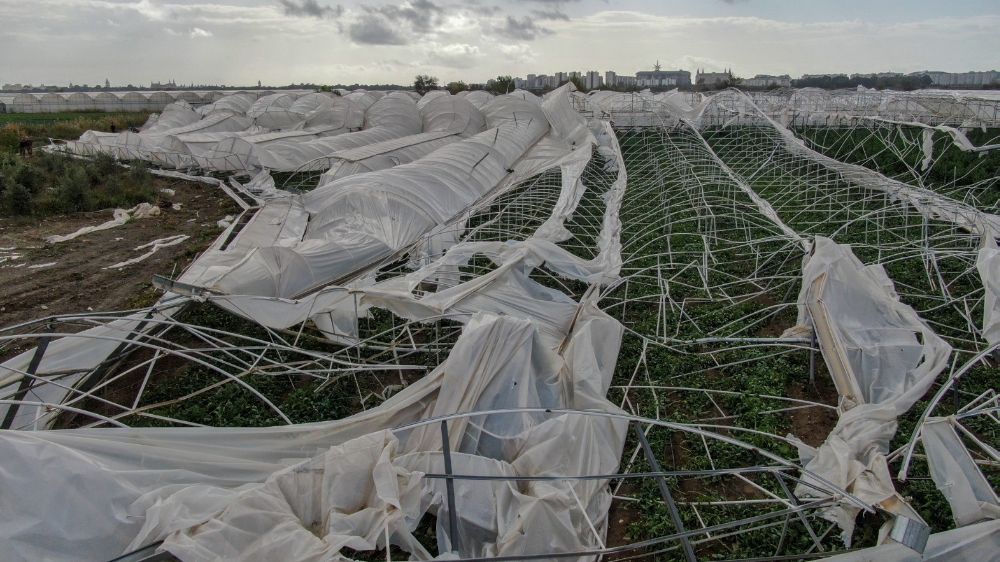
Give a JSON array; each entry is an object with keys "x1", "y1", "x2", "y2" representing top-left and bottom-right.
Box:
[
  {"x1": 48, "y1": 122, "x2": 994, "y2": 557},
  {"x1": 792, "y1": 74, "x2": 933, "y2": 91},
  {"x1": 413, "y1": 74, "x2": 439, "y2": 96},
  {"x1": 446, "y1": 81, "x2": 468, "y2": 95},
  {"x1": 488, "y1": 75, "x2": 516, "y2": 95},
  {"x1": 0, "y1": 111, "x2": 150, "y2": 154},
  {"x1": 796, "y1": 125, "x2": 1000, "y2": 211},
  {"x1": 0, "y1": 151, "x2": 155, "y2": 217}
]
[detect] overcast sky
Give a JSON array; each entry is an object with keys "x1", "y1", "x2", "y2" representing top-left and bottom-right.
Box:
[{"x1": 2, "y1": 0, "x2": 999, "y2": 87}]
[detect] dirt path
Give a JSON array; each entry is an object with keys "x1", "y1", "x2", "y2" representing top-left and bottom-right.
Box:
[{"x1": 0, "y1": 178, "x2": 239, "y2": 328}]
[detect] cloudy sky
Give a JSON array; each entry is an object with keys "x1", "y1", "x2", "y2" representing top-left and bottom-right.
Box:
[{"x1": 1, "y1": 0, "x2": 998, "y2": 87}]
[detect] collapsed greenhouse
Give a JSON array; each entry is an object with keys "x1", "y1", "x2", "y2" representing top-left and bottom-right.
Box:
[{"x1": 1, "y1": 84, "x2": 998, "y2": 561}]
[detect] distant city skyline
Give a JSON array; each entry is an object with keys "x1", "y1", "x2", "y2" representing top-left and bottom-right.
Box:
[{"x1": 2, "y1": 0, "x2": 999, "y2": 87}]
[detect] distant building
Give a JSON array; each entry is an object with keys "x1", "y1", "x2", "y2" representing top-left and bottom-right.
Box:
[
  {"x1": 911, "y1": 70, "x2": 1000, "y2": 87},
  {"x1": 585, "y1": 70, "x2": 603, "y2": 90},
  {"x1": 617, "y1": 76, "x2": 638, "y2": 89},
  {"x1": 635, "y1": 61, "x2": 691, "y2": 88},
  {"x1": 696, "y1": 68, "x2": 734, "y2": 88},
  {"x1": 151, "y1": 79, "x2": 178, "y2": 90},
  {"x1": 742, "y1": 74, "x2": 791, "y2": 88}
]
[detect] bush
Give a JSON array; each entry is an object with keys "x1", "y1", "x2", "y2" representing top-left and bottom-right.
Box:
[
  {"x1": 128, "y1": 161, "x2": 152, "y2": 189},
  {"x1": 11, "y1": 162, "x2": 39, "y2": 193},
  {"x1": 57, "y1": 166, "x2": 91, "y2": 212},
  {"x1": 0, "y1": 151, "x2": 158, "y2": 217},
  {"x1": 2, "y1": 182, "x2": 33, "y2": 215}
]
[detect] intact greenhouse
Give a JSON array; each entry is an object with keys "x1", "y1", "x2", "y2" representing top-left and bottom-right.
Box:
[{"x1": 1, "y1": 85, "x2": 998, "y2": 561}]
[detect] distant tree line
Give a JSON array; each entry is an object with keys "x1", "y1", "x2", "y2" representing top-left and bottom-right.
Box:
[{"x1": 791, "y1": 74, "x2": 933, "y2": 91}]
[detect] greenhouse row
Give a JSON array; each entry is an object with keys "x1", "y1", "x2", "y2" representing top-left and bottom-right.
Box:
[
  {"x1": 1, "y1": 84, "x2": 998, "y2": 561},
  {"x1": 0, "y1": 89, "x2": 312, "y2": 113}
]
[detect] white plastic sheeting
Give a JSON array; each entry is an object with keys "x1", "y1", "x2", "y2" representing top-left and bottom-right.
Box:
[
  {"x1": 44, "y1": 203, "x2": 161, "y2": 244},
  {"x1": 65, "y1": 112, "x2": 254, "y2": 164},
  {"x1": 196, "y1": 93, "x2": 556, "y2": 297},
  {"x1": 197, "y1": 92, "x2": 257, "y2": 116},
  {"x1": 317, "y1": 94, "x2": 486, "y2": 183},
  {"x1": 199, "y1": 89, "x2": 612, "y2": 346},
  {"x1": 256, "y1": 93, "x2": 422, "y2": 172},
  {"x1": 457, "y1": 90, "x2": 494, "y2": 109},
  {"x1": 921, "y1": 417, "x2": 1000, "y2": 526},
  {"x1": 140, "y1": 101, "x2": 201, "y2": 134},
  {"x1": 820, "y1": 520, "x2": 1000, "y2": 561},
  {"x1": 0, "y1": 305, "x2": 627, "y2": 562},
  {"x1": 788, "y1": 237, "x2": 952, "y2": 544},
  {"x1": 246, "y1": 92, "x2": 300, "y2": 129},
  {"x1": 193, "y1": 127, "x2": 341, "y2": 172},
  {"x1": 977, "y1": 238, "x2": 1000, "y2": 346}
]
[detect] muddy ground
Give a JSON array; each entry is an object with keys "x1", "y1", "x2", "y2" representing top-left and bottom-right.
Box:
[{"x1": 0, "y1": 177, "x2": 239, "y2": 329}]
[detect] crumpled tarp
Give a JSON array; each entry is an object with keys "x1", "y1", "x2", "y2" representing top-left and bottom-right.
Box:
[
  {"x1": 787, "y1": 237, "x2": 952, "y2": 544},
  {"x1": 0, "y1": 306, "x2": 627, "y2": 562}
]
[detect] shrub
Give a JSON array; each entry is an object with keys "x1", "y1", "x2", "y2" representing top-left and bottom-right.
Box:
[
  {"x1": 128, "y1": 160, "x2": 152, "y2": 189},
  {"x1": 57, "y1": 166, "x2": 92, "y2": 212},
  {"x1": 11, "y1": 162, "x2": 39, "y2": 193},
  {"x1": 2, "y1": 182, "x2": 33, "y2": 215}
]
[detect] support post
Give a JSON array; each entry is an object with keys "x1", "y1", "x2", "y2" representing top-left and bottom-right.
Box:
[
  {"x1": 440, "y1": 419, "x2": 460, "y2": 553},
  {"x1": 632, "y1": 422, "x2": 697, "y2": 562},
  {"x1": 1, "y1": 335, "x2": 51, "y2": 430}
]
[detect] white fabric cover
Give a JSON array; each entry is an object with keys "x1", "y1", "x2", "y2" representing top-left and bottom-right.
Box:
[
  {"x1": 256, "y1": 93, "x2": 421, "y2": 172},
  {"x1": 789, "y1": 237, "x2": 952, "y2": 544},
  {"x1": 246, "y1": 92, "x2": 300, "y2": 129},
  {"x1": 922, "y1": 417, "x2": 1000, "y2": 526},
  {"x1": 0, "y1": 307, "x2": 627, "y2": 562},
  {"x1": 820, "y1": 520, "x2": 1000, "y2": 562},
  {"x1": 977, "y1": 238, "x2": 1000, "y2": 346},
  {"x1": 208, "y1": 94, "x2": 550, "y2": 297},
  {"x1": 316, "y1": 95, "x2": 486, "y2": 182},
  {"x1": 140, "y1": 101, "x2": 200, "y2": 134}
]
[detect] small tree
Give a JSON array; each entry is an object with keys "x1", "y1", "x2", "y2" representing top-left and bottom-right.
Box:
[
  {"x1": 446, "y1": 81, "x2": 468, "y2": 95},
  {"x1": 414, "y1": 74, "x2": 439, "y2": 95},
  {"x1": 568, "y1": 75, "x2": 586, "y2": 93},
  {"x1": 489, "y1": 75, "x2": 515, "y2": 95}
]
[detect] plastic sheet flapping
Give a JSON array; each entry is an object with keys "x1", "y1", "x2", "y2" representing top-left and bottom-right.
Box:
[
  {"x1": 787, "y1": 237, "x2": 952, "y2": 544},
  {"x1": 0, "y1": 305, "x2": 628, "y2": 562}
]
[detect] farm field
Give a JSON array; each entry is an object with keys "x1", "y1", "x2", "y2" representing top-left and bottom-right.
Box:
[{"x1": 1, "y1": 88, "x2": 997, "y2": 562}]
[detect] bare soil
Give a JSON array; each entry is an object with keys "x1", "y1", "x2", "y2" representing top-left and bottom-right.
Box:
[
  {"x1": 0, "y1": 177, "x2": 238, "y2": 329},
  {"x1": 787, "y1": 372, "x2": 840, "y2": 448}
]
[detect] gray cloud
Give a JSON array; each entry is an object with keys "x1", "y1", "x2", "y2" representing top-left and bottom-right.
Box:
[
  {"x1": 425, "y1": 43, "x2": 482, "y2": 69},
  {"x1": 493, "y1": 15, "x2": 550, "y2": 41},
  {"x1": 367, "y1": 0, "x2": 444, "y2": 33},
  {"x1": 346, "y1": 0, "x2": 446, "y2": 45},
  {"x1": 531, "y1": 8, "x2": 570, "y2": 21},
  {"x1": 348, "y1": 13, "x2": 408, "y2": 45},
  {"x1": 279, "y1": 0, "x2": 343, "y2": 19}
]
